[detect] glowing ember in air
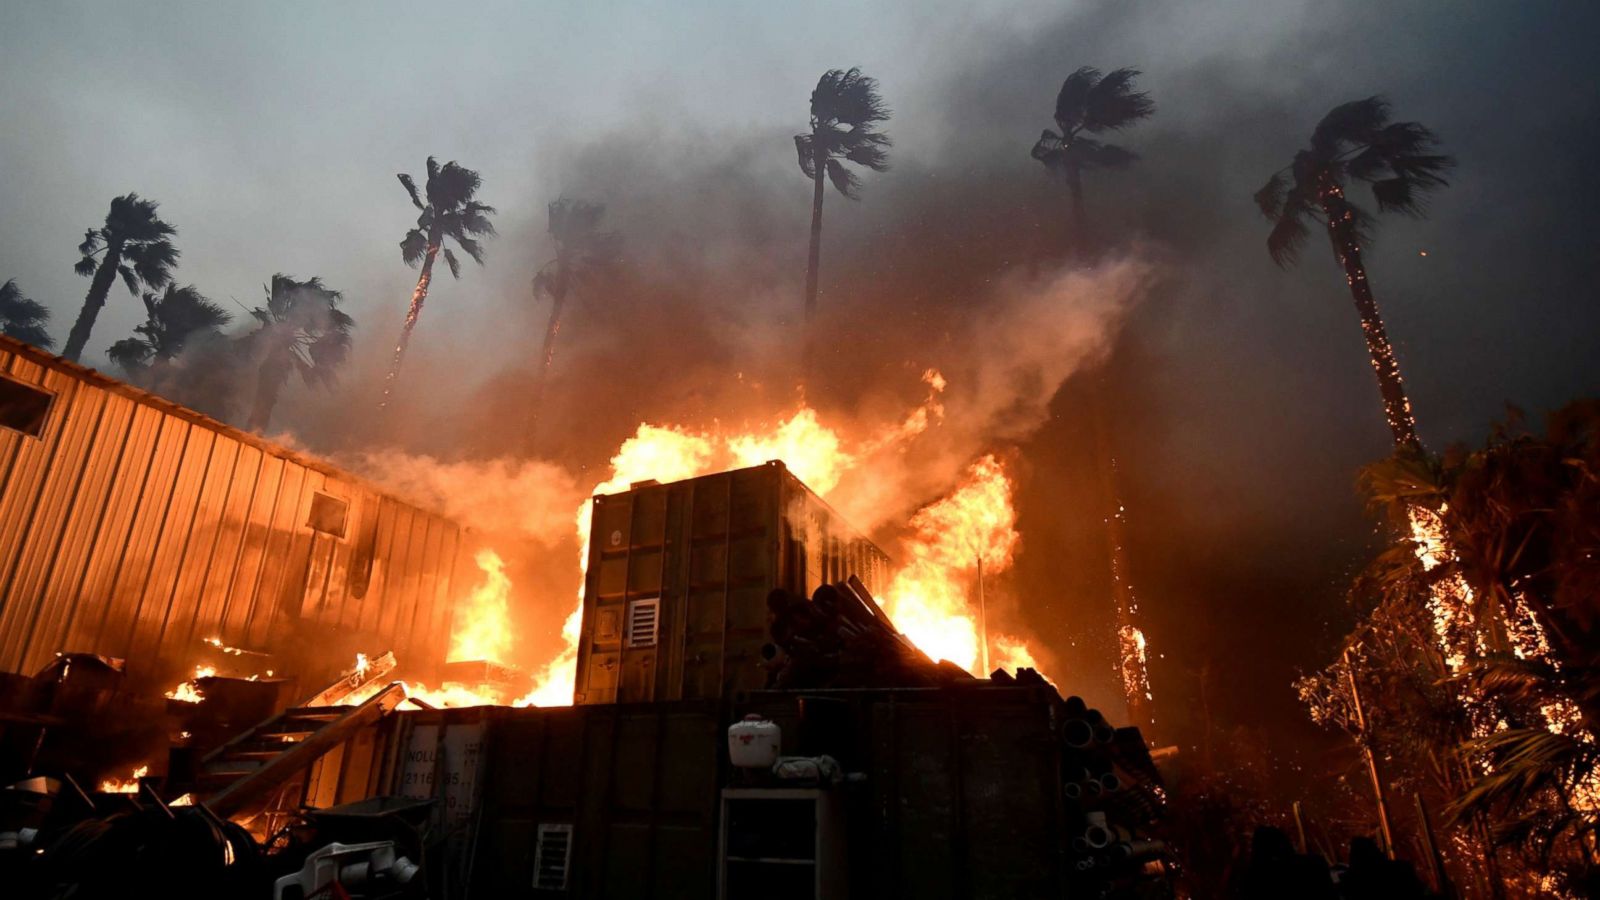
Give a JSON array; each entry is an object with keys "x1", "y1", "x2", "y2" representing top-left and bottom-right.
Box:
[
  {"x1": 202, "y1": 636, "x2": 247, "y2": 655},
  {"x1": 165, "y1": 666, "x2": 216, "y2": 704},
  {"x1": 448, "y1": 550, "x2": 514, "y2": 664},
  {"x1": 99, "y1": 765, "x2": 148, "y2": 793},
  {"x1": 880, "y1": 455, "x2": 1033, "y2": 674},
  {"x1": 1118, "y1": 625, "x2": 1153, "y2": 704}
]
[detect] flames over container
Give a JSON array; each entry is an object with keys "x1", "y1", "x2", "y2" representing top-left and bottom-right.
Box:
[{"x1": 574, "y1": 461, "x2": 890, "y2": 704}]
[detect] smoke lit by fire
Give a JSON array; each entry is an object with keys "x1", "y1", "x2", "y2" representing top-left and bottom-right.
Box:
[{"x1": 359, "y1": 366, "x2": 1058, "y2": 707}]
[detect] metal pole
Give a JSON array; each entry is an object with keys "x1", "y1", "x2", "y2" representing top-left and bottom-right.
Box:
[
  {"x1": 1414, "y1": 792, "x2": 1453, "y2": 897},
  {"x1": 976, "y1": 556, "x2": 990, "y2": 675},
  {"x1": 1343, "y1": 647, "x2": 1397, "y2": 858}
]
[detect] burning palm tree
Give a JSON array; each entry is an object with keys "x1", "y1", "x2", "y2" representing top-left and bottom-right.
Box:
[
  {"x1": 1254, "y1": 97, "x2": 1453, "y2": 451},
  {"x1": 245, "y1": 274, "x2": 354, "y2": 431},
  {"x1": 381, "y1": 158, "x2": 495, "y2": 408},
  {"x1": 66, "y1": 194, "x2": 180, "y2": 361},
  {"x1": 0, "y1": 280, "x2": 53, "y2": 349},
  {"x1": 106, "y1": 284, "x2": 231, "y2": 375},
  {"x1": 526, "y1": 198, "x2": 620, "y2": 450},
  {"x1": 1031, "y1": 67, "x2": 1153, "y2": 241},
  {"x1": 795, "y1": 68, "x2": 891, "y2": 354}
]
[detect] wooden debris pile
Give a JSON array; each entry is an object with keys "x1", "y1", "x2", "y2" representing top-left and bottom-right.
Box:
[{"x1": 763, "y1": 576, "x2": 971, "y2": 690}]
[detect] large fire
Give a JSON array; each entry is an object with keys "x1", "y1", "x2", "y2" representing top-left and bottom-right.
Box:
[
  {"x1": 879, "y1": 454, "x2": 1029, "y2": 674},
  {"x1": 448, "y1": 549, "x2": 514, "y2": 664},
  {"x1": 396, "y1": 369, "x2": 1046, "y2": 708}
]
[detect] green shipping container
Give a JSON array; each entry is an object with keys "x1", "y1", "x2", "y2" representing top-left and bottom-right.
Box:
[{"x1": 575, "y1": 462, "x2": 890, "y2": 705}]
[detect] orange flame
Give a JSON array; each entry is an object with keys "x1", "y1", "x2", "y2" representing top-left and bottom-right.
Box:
[
  {"x1": 448, "y1": 549, "x2": 514, "y2": 664},
  {"x1": 98, "y1": 764, "x2": 148, "y2": 793},
  {"x1": 165, "y1": 665, "x2": 216, "y2": 703},
  {"x1": 880, "y1": 454, "x2": 1028, "y2": 674},
  {"x1": 509, "y1": 372, "x2": 1046, "y2": 702}
]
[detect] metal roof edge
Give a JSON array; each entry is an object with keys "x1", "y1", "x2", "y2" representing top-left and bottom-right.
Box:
[{"x1": 0, "y1": 333, "x2": 460, "y2": 526}]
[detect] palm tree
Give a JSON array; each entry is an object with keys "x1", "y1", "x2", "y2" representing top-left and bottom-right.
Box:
[
  {"x1": 795, "y1": 68, "x2": 891, "y2": 334},
  {"x1": 106, "y1": 284, "x2": 231, "y2": 375},
  {"x1": 65, "y1": 194, "x2": 180, "y2": 361},
  {"x1": 1031, "y1": 67, "x2": 1154, "y2": 238},
  {"x1": 0, "y1": 280, "x2": 53, "y2": 349},
  {"x1": 526, "y1": 198, "x2": 620, "y2": 449},
  {"x1": 1254, "y1": 97, "x2": 1453, "y2": 451},
  {"x1": 244, "y1": 274, "x2": 354, "y2": 431},
  {"x1": 380, "y1": 158, "x2": 495, "y2": 408}
]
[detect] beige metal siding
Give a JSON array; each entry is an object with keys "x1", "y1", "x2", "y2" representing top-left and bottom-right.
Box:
[{"x1": 0, "y1": 336, "x2": 466, "y2": 687}]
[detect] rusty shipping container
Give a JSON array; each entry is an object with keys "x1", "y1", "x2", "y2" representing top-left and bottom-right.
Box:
[
  {"x1": 574, "y1": 461, "x2": 891, "y2": 705},
  {"x1": 0, "y1": 335, "x2": 468, "y2": 689}
]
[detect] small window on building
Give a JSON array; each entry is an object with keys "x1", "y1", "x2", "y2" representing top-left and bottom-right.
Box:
[
  {"x1": 306, "y1": 491, "x2": 350, "y2": 538},
  {"x1": 0, "y1": 374, "x2": 54, "y2": 439},
  {"x1": 533, "y1": 823, "x2": 574, "y2": 891},
  {"x1": 625, "y1": 597, "x2": 660, "y2": 649}
]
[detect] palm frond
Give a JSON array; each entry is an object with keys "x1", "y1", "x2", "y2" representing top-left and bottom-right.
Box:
[
  {"x1": 1083, "y1": 67, "x2": 1154, "y2": 132},
  {"x1": 442, "y1": 248, "x2": 461, "y2": 279},
  {"x1": 77, "y1": 229, "x2": 102, "y2": 256},
  {"x1": 1371, "y1": 177, "x2": 1429, "y2": 217},
  {"x1": 0, "y1": 280, "x2": 54, "y2": 349},
  {"x1": 118, "y1": 265, "x2": 139, "y2": 295},
  {"x1": 1447, "y1": 727, "x2": 1600, "y2": 825},
  {"x1": 1073, "y1": 137, "x2": 1138, "y2": 169},
  {"x1": 126, "y1": 239, "x2": 179, "y2": 289},
  {"x1": 451, "y1": 235, "x2": 485, "y2": 266},
  {"x1": 825, "y1": 158, "x2": 861, "y2": 199},
  {"x1": 106, "y1": 337, "x2": 153, "y2": 372},
  {"x1": 104, "y1": 193, "x2": 177, "y2": 243},
  {"x1": 1254, "y1": 171, "x2": 1288, "y2": 219},
  {"x1": 456, "y1": 208, "x2": 497, "y2": 237},
  {"x1": 810, "y1": 67, "x2": 889, "y2": 128},
  {"x1": 397, "y1": 172, "x2": 425, "y2": 210},
  {"x1": 1053, "y1": 66, "x2": 1100, "y2": 134},
  {"x1": 1266, "y1": 209, "x2": 1311, "y2": 267},
  {"x1": 73, "y1": 256, "x2": 99, "y2": 277},
  {"x1": 428, "y1": 160, "x2": 484, "y2": 209},
  {"x1": 400, "y1": 228, "x2": 429, "y2": 267},
  {"x1": 1311, "y1": 96, "x2": 1390, "y2": 154},
  {"x1": 794, "y1": 133, "x2": 818, "y2": 178},
  {"x1": 842, "y1": 138, "x2": 890, "y2": 171},
  {"x1": 1031, "y1": 129, "x2": 1064, "y2": 162}
]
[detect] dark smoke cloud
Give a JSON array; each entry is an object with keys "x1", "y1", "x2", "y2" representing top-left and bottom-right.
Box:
[{"x1": 4, "y1": 1, "x2": 1597, "y2": 758}]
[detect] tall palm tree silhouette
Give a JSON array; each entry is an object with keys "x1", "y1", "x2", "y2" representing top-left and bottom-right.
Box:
[
  {"x1": 381, "y1": 158, "x2": 495, "y2": 408},
  {"x1": 66, "y1": 194, "x2": 180, "y2": 361},
  {"x1": 1255, "y1": 97, "x2": 1453, "y2": 451},
  {"x1": 795, "y1": 67, "x2": 890, "y2": 372},
  {"x1": 1031, "y1": 67, "x2": 1153, "y2": 242}
]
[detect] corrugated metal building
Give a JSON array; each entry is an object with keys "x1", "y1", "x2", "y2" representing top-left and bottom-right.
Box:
[{"x1": 0, "y1": 335, "x2": 467, "y2": 688}]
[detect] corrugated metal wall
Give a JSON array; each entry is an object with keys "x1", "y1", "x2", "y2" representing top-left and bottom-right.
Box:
[
  {"x1": 0, "y1": 335, "x2": 465, "y2": 685},
  {"x1": 576, "y1": 462, "x2": 891, "y2": 705}
]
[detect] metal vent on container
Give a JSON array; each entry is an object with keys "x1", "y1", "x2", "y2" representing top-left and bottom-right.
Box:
[
  {"x1": 533, "y1": 823, "x2": 574, "y2": 890},
  {"x1": 625, "y1": 597, "x2": 660, "y2": 649}
]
